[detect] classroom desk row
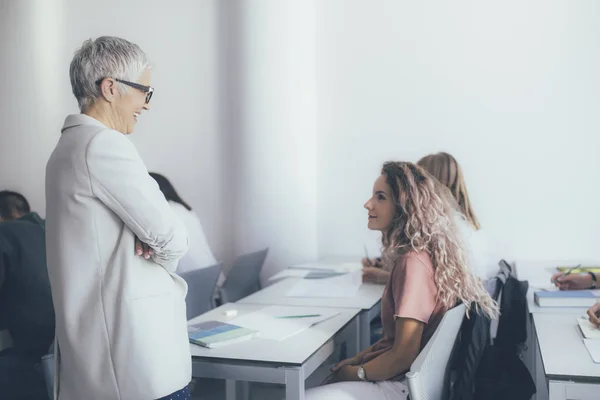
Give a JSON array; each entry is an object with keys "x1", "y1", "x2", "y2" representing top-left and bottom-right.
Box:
[
  {"x1": 189, "y1": 262, "x2": 385, "y2": 400},
  {"x1": 516, "y1": 261, "x2": 600, "y2": 400}
]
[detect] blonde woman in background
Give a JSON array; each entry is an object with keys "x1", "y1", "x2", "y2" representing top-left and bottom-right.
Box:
[
  {"x1": 363, "y1": 152, "x2": 495, "y2": 284},
  {"x1": 306, "y1": 162, "x2": 498, "y2": 399}
]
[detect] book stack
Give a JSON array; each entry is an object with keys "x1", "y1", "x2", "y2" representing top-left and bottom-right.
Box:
[
  {"x1": 188, "y1": 320, "x2": 257, "y2": 348},
  {"x1": 534, "y1": 290, "x2": 600, "y2": 308}
]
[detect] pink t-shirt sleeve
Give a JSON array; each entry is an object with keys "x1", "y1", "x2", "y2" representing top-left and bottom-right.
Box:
[{"x1": 392, "y1": 254, "x2": 437, "y2": 323}]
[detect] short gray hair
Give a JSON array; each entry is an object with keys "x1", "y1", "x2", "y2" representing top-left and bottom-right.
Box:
[{"x1": 69, "y1": 36, "x2": 152, "y2": 110}]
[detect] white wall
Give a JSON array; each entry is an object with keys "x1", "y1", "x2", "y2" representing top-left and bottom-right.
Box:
[
  {"x1": 2, "y1": 1, "x2": 599, "y2": 276},
  {"x1": 0, "y1": 0, "x2": 230, "y2": 261},
  {"x1": 315, "y1": 1, "x2": 600, "y2": 262},
  {"x1": 221, "y1": 1, "x2": 319, "y2": 281}
]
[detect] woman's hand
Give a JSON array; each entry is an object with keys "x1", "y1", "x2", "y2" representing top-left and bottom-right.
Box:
[
  {"x1": 135, "y1": 237, "x2": 153, "y2": 259},
  {"x1": 362, "y1": 267, "x2": 390, "y2": 284},
  {"x1": 588, "y1": 303, "x2": 600, "y2": 327},
  {"x1": 324, "y1": 359, "x2": 360, "y2": 384},
  {"x1": 361, "y1": 257, "x2": 379, "y2": 268},
  {"x1": 331, "y1": 356, "x2": 361, "y2": 373},
  {"x1": 551, "y1": 273, "x2": 593, "y2": 290}
]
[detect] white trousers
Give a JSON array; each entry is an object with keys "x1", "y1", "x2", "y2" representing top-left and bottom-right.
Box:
[{"x1": 304, "y1": 380, "x2": 409, "y2": 400}]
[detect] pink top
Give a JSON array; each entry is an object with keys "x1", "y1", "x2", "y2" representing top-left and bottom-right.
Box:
[{"x1": 361, "y1": 251, "x2": 448, "y2": 380}]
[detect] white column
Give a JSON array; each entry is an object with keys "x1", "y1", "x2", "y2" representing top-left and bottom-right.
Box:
[
  {"x1": 0, "y1": 0, "x2": 67, "y2": 215},
  {"x1": 221, "y1": 0, "x2": 318, "y2": 281}
]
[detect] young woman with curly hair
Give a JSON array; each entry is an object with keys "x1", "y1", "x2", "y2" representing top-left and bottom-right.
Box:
[{"x1": 305, "y1": 161, "x2": 498, "y2": 400}]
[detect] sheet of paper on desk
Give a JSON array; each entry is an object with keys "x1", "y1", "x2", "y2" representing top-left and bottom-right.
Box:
[
  {"x1": 289, "y1": 263, "x2": 339, "y2": 271},
  {"x1": 528, "y1": 283, "x2": 559, "y2": 292},
  {"x1": 229, "y1": 306, "x2": 340, "y2": 341},
  {"x1": 289, "y1": 262, "x2": 362, "y2": 272},
  {"x1": 285, "y1": 271, "x2": 362, "y2": 298},
  {"x1": 577, "y1": 317, "x2": 600, "y2": 339},
  {"x1": 267, "y1": 269, "x2": 312, "y2": 281},
  {"x1": 583, "y1": 339, "x2": 600, "y2": 363}
]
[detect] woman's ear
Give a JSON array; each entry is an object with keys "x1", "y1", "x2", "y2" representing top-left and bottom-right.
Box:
[{"x1": 99, "y1": 78, "x2": 118, "y2": 103}]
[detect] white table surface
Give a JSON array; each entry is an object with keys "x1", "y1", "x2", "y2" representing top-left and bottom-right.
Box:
[
  {"x1": 189, "y1": 302, "x2": 361, "y2": 364},
  {"x1": 533, "y1": 312, "x2": 600, "y2": 381},
  {"x1": 238, "y1": 277, "x2": 384, "y2": 310}
]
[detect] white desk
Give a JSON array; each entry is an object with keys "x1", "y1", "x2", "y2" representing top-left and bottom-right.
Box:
[
  {"x1": 515, "y1": 261, "x2": 600, "y2": 400},
  {"x1": 189, "y1": 303, "x2": 361, "y2": 400},
  {"x1": 239, "y1": 277, "x2": 384, "y2": 350},
  {"x1": 533, "y1": 313, "x2": 600, "y2": 400}
]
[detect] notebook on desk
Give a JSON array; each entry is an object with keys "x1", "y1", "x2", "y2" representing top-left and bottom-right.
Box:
[
  {"x1": 188, "y1": 320, "x2": 258, "y2": 348},
  {"x1": 534, "y1": 290, "x2": 600, "y2": 307}
]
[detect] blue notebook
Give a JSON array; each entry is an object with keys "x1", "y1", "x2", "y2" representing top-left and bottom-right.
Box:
[
  {"x1": 534, "y1": 290, "x2": 600, "y2": 307},
  {"x1": 188, "y1": 321, "x2": 257, "y2": 348}
]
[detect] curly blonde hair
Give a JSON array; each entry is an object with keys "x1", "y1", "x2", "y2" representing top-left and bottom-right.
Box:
[{"x1": 380, "y1": 161, "x2": 498, "y2": 319}]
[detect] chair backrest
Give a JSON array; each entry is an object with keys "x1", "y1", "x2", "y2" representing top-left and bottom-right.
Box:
[
  {"x1": 406, "y1": 303, "x2": 467, "y2": 400},
  {"x1": 181, "y1": 263, "x2": 222, "y2": 320},
  {"x1": 220, "y1": 248, "x2": 268, "y2": 303}
]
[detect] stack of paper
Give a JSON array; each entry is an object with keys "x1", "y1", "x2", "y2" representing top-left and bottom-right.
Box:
[
  {"x1": 229, "y1": 306, "x2": 340, "y2": 341},
  {"x1": 577, "y1": 317, "x2": 600, "y2": 364},
  {"x1": 534, "y1": 290, "x2": 600, "y2": 307},
  {"x1": 188, "y1": 321, "x2": 258, "y2": 348}
]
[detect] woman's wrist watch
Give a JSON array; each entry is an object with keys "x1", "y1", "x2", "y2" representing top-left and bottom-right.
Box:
[
  {"x1": 357, "y1": 365, "x2": 368, "y2": 382},
  {"x1": 589, "y1": 272, "x2": 597, "y2": 289}
]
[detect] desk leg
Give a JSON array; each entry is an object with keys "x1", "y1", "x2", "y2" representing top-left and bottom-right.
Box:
[
  {"x1": 548, "y1": 381, "x2": 565, "y2": 400},
  {"x1": 225, "y1": 380, "x2": 249, "y2": 400},
  {"x1": 358, "y1": 311, "x2": 371, "y2": 350},
  {"x1": 346, "y1": 314, "x2": 360, "y2": 358},
  {"x1": 285, "y1": 368, "x2": 306, "y2": 400}
]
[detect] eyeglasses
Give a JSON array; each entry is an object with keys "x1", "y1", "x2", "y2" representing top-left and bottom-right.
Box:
[{"x1": 95, "y1": 78, "x2": 154, "y2": 104}]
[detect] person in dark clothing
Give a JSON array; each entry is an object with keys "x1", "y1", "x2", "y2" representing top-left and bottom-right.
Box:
[{"x1": 0, "y1": 191, "x2": 54, "y2": 399}]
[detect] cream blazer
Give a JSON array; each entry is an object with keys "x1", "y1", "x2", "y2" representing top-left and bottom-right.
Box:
[{"x1": 45, "y1": 114, "x2": 191, "y2": 400}]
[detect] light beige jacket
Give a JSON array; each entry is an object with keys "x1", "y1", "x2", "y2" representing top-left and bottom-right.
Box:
[{"x1": 45, "y1": 114, "x2": 190, "y2": 400}]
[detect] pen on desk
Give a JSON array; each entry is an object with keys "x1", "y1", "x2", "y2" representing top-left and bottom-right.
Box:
[
  {"x1": 275, "y1": 314, "x2": 322, "y2": 319},
  {"x1": 553, "y1": 264, "x2": 582, "y2": 285},
  {"x1": 364, "y1": 245, "x2": 372, "y2": 267}
]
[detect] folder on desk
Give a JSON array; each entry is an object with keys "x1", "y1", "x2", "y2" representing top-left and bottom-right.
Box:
[{"x1": 534, "y1": 290, "x2": 600, "y2": 307}]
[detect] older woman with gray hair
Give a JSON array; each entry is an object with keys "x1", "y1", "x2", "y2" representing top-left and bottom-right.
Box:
[{"x1": 45, "y1": 36, "x2": 191, "y2": 399}]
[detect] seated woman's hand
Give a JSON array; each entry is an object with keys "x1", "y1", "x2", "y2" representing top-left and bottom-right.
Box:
[
  {"x1": 331, "y1": 356, "x2": 361, "y2": 373},
  {"x1": 361, "y1": 257, "x2": 379, "y2": 268},
  {"x1": 323, "y1": 356, "x2": 362, "y2": 384},
  {"x1": 551, "y1": 273, "x2": 592, "y2": 290},
  {"x1": 362, "y1": 266, "x2": 389, "y2": 284},
  {"x1": 588, "y1": 303, "x2": 600, "y2": 327}
]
